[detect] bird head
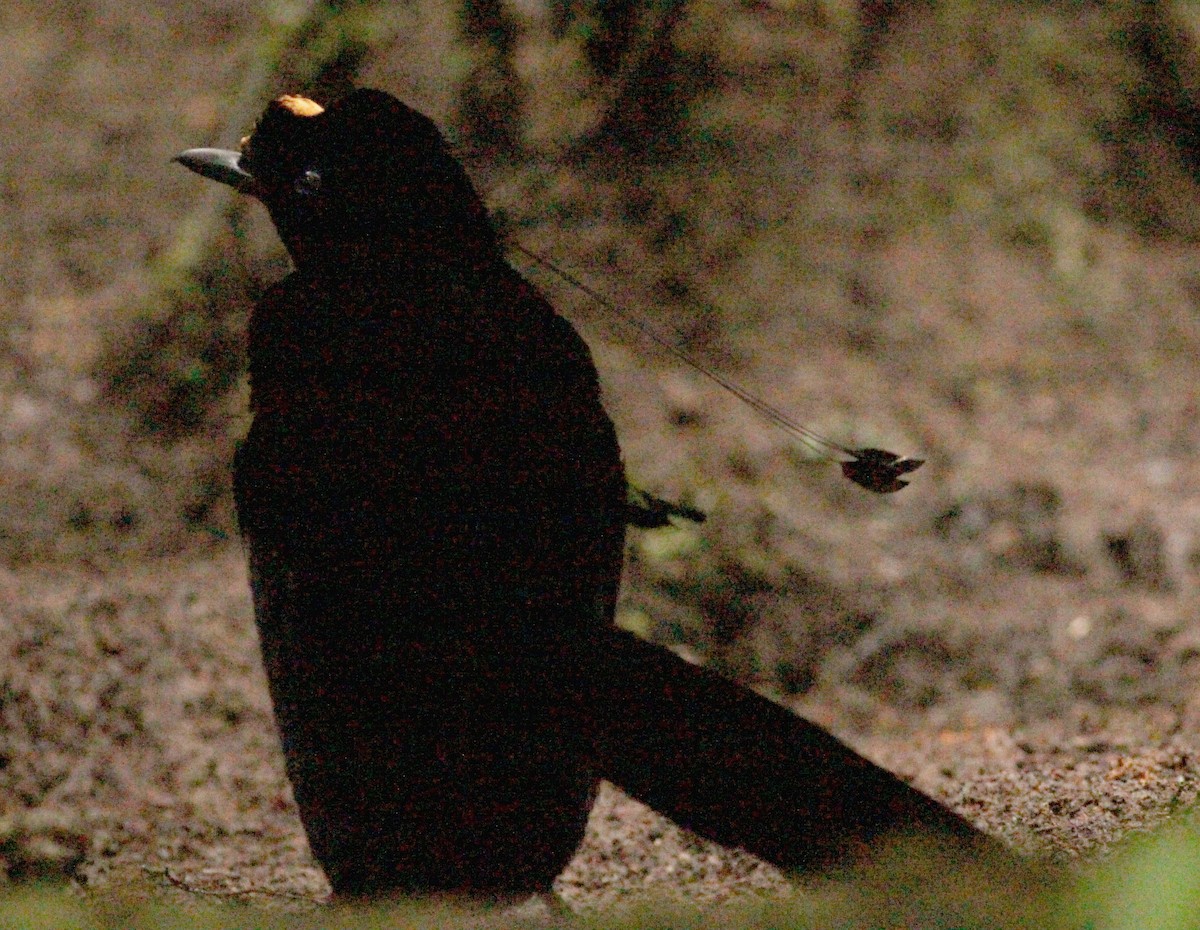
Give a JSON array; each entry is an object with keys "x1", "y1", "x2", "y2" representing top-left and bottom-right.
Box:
[{"x1": 176, "y1": 89, "x2": 496, "y2": 268}]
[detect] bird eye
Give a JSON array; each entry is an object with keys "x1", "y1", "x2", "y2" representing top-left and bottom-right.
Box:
[{"x1": 294, "y1": 168, "x2": 322, "y2": 196}]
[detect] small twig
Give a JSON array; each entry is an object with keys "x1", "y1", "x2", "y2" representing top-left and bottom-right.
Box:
[{"x1": 142, "y1": 863, "x2": 328, "y2": 904}]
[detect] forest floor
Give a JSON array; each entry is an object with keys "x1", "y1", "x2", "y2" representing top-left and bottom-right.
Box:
[{"x1": 4, "y1": 1, "x2": 1200, "y2": 923}]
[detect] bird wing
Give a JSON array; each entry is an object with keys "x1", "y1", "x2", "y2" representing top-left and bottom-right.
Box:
[{"x1": 233, "y1": 260, "x2": 626, "y2": 894}]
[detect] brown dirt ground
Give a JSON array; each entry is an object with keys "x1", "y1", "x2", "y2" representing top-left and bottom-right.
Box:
[{"x1": 5, "y1": 0, "x2": 1200, "y2": 918}]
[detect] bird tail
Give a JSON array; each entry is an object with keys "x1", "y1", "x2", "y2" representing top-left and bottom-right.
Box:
[{"x1": 586, "y1": 627, "x2": 1031, "y2": 878}]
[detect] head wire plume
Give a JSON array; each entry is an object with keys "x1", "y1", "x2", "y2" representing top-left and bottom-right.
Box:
[{"x1": 511, "y1": 246, "x2": 924, "y2": 494}]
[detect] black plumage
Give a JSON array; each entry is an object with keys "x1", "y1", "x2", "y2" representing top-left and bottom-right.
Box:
[{"x1": 176, "y1": 89, "x2": 1029, "y2": 901}]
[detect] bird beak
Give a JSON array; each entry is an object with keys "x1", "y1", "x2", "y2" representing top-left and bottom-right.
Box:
[{"x1": 174, "y1": 147, "x2": 257, "y2": 193}]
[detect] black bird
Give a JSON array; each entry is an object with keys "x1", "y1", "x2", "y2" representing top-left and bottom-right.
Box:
[
  {"x1": 177, "y1": 89, "x2": 1032, "y2": 901},
  {"x1": 179, "y1": 90, "x2": 623, "y2": 898}
]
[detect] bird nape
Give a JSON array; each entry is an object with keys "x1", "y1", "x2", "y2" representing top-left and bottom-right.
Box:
[{"x1": 175, "y1": 89, "x2": 1038, "y2": 902}]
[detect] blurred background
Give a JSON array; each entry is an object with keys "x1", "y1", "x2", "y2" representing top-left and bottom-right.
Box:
[{"x1": 5, "y1": 0, "x2": 1200, "y2": 901}]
